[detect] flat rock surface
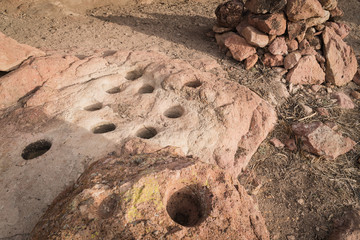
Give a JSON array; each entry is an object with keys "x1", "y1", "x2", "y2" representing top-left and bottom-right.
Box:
[
  {"x1": 31, "y1": 147, "x2": 270, "y2": 240},
  {"x1": 0, "y1": 50, "x2": 276, "y2": 238}
]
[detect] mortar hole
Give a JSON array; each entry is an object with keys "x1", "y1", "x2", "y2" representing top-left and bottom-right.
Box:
[
  {"x1": 184, "y1": 80, "x2": 202, "y2": 88},
  {"x1": 92, "y1": 123, "x2": 116, "y2": 134},
  {"x1": 166, "y1": 186, "x2": 210, "y2": 227},
  {"x1": 164, "y1": 106, "x2": 184, "y2": 119},
  {"x1": 126, "y1": 69, "x2": 143, "y2": 81},
  {"x1": 84, "y1": 102, "x2": 103, "y2": 111},
  {"x1": 138, "y1": 84, "x2": 154, "y2": 94},
  {"x1": 136, "y1": 127, "x2": 157, "y2": 139},
  {"x1": 106, "y1": 87, "x2": 121, "y2": 94},
  {"x1": 22, "y1": 140, "x2": 52, "y2": 160}
]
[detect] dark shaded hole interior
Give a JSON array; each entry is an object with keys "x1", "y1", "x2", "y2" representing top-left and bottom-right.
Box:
[
  {"x1": 184, "y1": 79, "x2": 202, "y2": 88},
  {"x1": 138, "y1": 84, "x2": 154, "y2": 94},
  {"x1": 166, "y1": 186, "x2": 210, "y2": 227},
  {"x1": 125, "y1": 69, "x2": 144, "y2": 81},
  {"x1": 136, "y1": 127, "x2": 157, "y2": 139},
  {"x1": 22, "y1": 140, "x2": 52, "y2": 160},
  {"x1": 164, "y1": 105, "x2": 185, "y2": 119},
  {"x1": 92, "y1": 123, "x2": 116, "y2": 134},
  {"x1": 106, "y1": 87, "x2": 121, "y2": 94},
  {"x1": 84, "y1": 102, "x2": 103, "y2": 111},
  {"x1": 0, "y1": 71, "x2": 8, "y2": 78}
]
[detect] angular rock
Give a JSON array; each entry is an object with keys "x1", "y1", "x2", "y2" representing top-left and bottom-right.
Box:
[
  {"x1": 284, "y1": 138, "x2": 297, "y2": 151},
  {"x1": 213, "y1": 24, "x2": 233, "y2": 33},
  {"x1": 215, "y1": 32, "x2": 237, "y2": 52},
  {"x1": 331, "y1": 92, "x2": 355, "y2": 109},
  {"x1": 270, "y1": 137, "x2": 285, "y2": 148},
  {"x1": 287, "y1": 20, "x2": 307, "y2": 41},
  {"x1": 240, "y1": 26, "x2": 269, "y2": 47},
  {"x1": 299, "y1": 39, "x2": 317, "y2": 55},
  {"x1": 0, "y1": 50, "x2": 276, "y2": 238},
  {"x1": 224, "y1": 34, "x2": 257, "y2": 61},
  {"x1": 306, "y1": 10, "x2": 330, "y2": 28},
  {"x1": 245, "y1": 54, "x2": 259, "y2": 70},
  {"x1": 286, "y1": 55, "x2": 325, "y2": 84},
  {"x1": 0, "y1": 32, "x2": 45, "y2": 71},
  {"x1": 215, "y1": 0, "x2": 244, "y2": 28},
  {"x1": 284, "y1": 51, "x2": 301, "y2": 69},
  {"x1": 262, "y1": 53, "x2": 284, "y2": 67},
  {"x1": 31, "y1": 149, "x2": 270, "y2": 240},
  {"x1": 245, "y1": 0, "x2": 287, "y2": 14},
  {"x1": 326, "y1": 22, "x2": 351, "y2": 39},
  {"x1": 329, "y1": 6, "x2": 344, "y2": 19},
  {"x1": 286, "y1": 39, "x2": 299, "y2": 51},
  {"x1": 318, "y1": 0, "x2": 338, "y2": 10},
  {"x1": 351, "y1": 90, "x2": 360, "y2": 100},
  {"x1": 328, "y1": 209, "x2": 360, "y2": 240},
  {"x1": 323, "y1": 27, "x2": 357, "y2": 86},
  {"x1": 292, "y1": 121, "x2": 356, "y2": 159},
  {"x1": 268, "y1": 37, "x2": 288, "y2": 55},
  {"x1": 286, "y1": 0, "x2": 326, "y2": 22},
  {"x1": 248, "y1": 12, "x2": 287, "y2": 36}
]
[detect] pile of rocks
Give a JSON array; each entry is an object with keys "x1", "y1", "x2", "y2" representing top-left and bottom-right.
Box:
[{"x1": 214, "y1": 0, "x2": 357, "y2": 86}]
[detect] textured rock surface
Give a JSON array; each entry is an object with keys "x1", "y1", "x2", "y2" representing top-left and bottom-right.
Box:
[
  {"x1": 286, "y1": 0, "x2": 325, "y2": 22},
  {"x1": 245, "y1": 54, "x2": 259, "y2": 70},
  {"x1": 248, "y1": 12, "x2": 287, "y2": 36},
  {"x1": 268, "y1": 37, "x2": 288, "y2": 55},
  {"x1": 215, "y1": 0, "x2": 244, "y2": 28},
  {"x1": 0, "y1": 50, "x2": 276, "y2": 238},
  {"x1": 262, "y1": 53, "x2": 284, "y2": 67},
  {"x1": 323, "y1": 27, "x2": 357, "y2": 86},
  {"x1": 286, "y1": 55, "x2": 325, "y2": 85},
  {"x1": 224, "y1": 34, "x2": 257, "y2": 61},
  {"x1": 284, "y1": 51, "x2": 301, "y2": 69},
  {"x1": 245, "y1": 0, "x2": 287, "y2": 14},
  {"x1": 241, "y1": 26, "x2": 269, "y2": 47},
  {"x1": 31, "y1": 148, "x2": 270, "y2": 240},
  {"x1": 0, "y1": 31, "x2": 45, "y2": 71},
  {"x1": 292, "y1": 121, "x2": 356, "y2": 159}
]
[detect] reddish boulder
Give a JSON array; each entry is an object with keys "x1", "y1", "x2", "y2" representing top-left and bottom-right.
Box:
[
  {"x1": 299, "y1": 39, "x2": 317, "y2": 55},
  {"x1": 240, "y1": 26, "x2": 269, "y2": 47},
  {"x1": 224, "y1": 34, "x2": 257, "y2": 61},
  {"x1": 326, "y1": 22, "x2": 351, "y2": 39},
  {"x1": 323, "y1": 27, "x2": 357, "y2": 86},
  {"x1": 287, "y1": 20, "x2": 307, "y2": 41},
  {"x1": 292, "y1": 121, "x2": 356, "y2": 159},
  {"x1": 215, "y1": 0, "x2": 244, "y2": 28},
  {"x1": 268, "y1": 37, "x2": 288, "y2": 55},
  {"x1": 328, "y1": 209, "x2": 360, "y2": 240},
  {"x1": 286, "y1": 55, "x2": 325, "y2": 84},
  {"x1": 245, "y1": 54, "x2": 259, "y2": 70},
  {"x1": 284, "y1": 51, "x2": 301, "y2": 69},
  {"x1": 286, "y1": 39, "x2": 299, "y2": 51},
  {"x1": 245, "y1": 0, "x2": 287, "y2": 14},
  {"x1": 286, "y1": 0, "x2": 326, "y2": 22},
  {"x1": 0, "y1": 32, "x2": 45, "y2": 71},
  {"x1": 262, "y1": 53, "x2": 284, "y2": 67},
  {"x1": 306, "y1": 10, "x2": 330, "y2": 28},
  {"x1": 213, "y1": 24, "x2": 233, "y2": 34},
  {"x1": 248, "y1": 12, "x2": 287, "y2": 36},
  {"x1": 215, "y1": 32, "x2": 237, "y2": 52},
  {"x1": 318, "y1": 0, "x2": 338, "y2": 10},
  {"x1": 331, "y1": 92, "x2": 355, "y2": 109}
]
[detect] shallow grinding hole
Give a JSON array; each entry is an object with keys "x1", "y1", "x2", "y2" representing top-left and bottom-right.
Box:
[
  {"x1": 106, "y1": 87, "x2": 121, "y2": 94},
  {"x1": 84, "y1": 102, "x2": 103, "y2": 111},
  {"x1": 164, "y1": 105, "x2": 185, "y2": 119},
  {"x1": 184, "y1": 79, "x2": 202, "y2": 88},
  {"x1": 138, "y1": 84, "x2": 154, "y2": 94},
  {"x1": 125, "y1": 69, "x2": 144, "y2": 81},
  {"x1": 92, "y1": 123, "x2": 116, "y2": 134},
  {"x1": 22, "y1": 140, "x2": 52, "y2": 160},
  {"x1": 136, "y1": 127, "x2": 157, "y2": 139},
  {"x1": 166, "y1": 186, "x2": 209, "y2": 227}
]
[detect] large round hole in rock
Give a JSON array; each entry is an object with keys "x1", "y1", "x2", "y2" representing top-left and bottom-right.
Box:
[
  {"x1": 21, "y1": 140, "x2": 52, "y2": 160},
  {"x1": 138, "y1": 84, "x2": 154, "y2": 94},
  {"x1": 84, "y1": 102, "x2": 103, "y2": 111},
  {"x1": 125, "y1": 69, "x2": 144, "y2": 81},
  {"x1": 166, "y1": 185, "x2": 210, "y2": 227},
  {"x1": 184, "y1": 79, "x2": 202, "y2": 88},
  {"x1": 92, "y1": 123, "x2": 116, "y2": 134},
  {"x1": 106, "y1": 87, "x2": 121, "y2": 94},
  {"x1": 136, "y1": 127, "x2": 157, "y2": 139},
  {"x1": 164, "y1": 105, "x2": 185, "y2": 119}
]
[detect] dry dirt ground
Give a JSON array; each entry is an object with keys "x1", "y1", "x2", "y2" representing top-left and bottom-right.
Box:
[{"x1": 0, "y1": 0, "x2": 360, "y2": 239}]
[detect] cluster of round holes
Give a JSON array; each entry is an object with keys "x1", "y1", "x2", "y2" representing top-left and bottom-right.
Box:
[
  {"x1": 138, "y1": 84, "x2": 154, "y2": 94},
  {"x1": 92, "y1": 123, "x2": 116, "y2": 134},
  {"x1": 106, "y1": 87, "x2": 121, "y2": 94},
  {"x1": 164, "y1": 106, "x2": 184, "y2": 119},
  {"x1": 21, "y1": 140, "x2": 52, "y2": 160},
  {"x1": 185, "y1": 80, "x2": 202, "y2": 88},
  {"x1": 84, "y1": 102, "x2": 103, "y2": 112},
  {"x1": 125, "y1": 69, "x2": 144, "y2": 81},
  {"x1": 166, "y1": 185, "x2": 210, "y2": 227},
  {"x1": 136, "y1": 127, "x2": 157, "y2": 139}
]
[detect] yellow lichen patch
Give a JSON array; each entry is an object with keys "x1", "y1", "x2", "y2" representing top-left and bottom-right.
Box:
[{"x1": 125, "y1": 177, "x2": 164, "y2": 222}]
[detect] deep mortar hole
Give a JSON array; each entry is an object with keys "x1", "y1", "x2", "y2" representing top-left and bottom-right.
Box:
[
  {"x1": 138, "y1": 84, "x2": 154, "y2": 94},
  {"x1": 21, "y1": 140, "x2": 52, "y2": 160},
  {"x1": 184, "y1": 79, "x2": 202, "y2": 88},
  {"x1": 92, "y1": 123, "x2": 116, "y2": 134},
  {"x1": 136, "y1": 127, "x2": 157, "y2": 139},
  {"x1": 125, "y1": 69, "x2": 144, "y2": 81},
  {"x1": 106, "y1": 87, "x2": 121, "y2": 94},
  {"x1": 84, "y1": 102, "x2": 103, "y2": 111},
  {"x1": 164, "y1": 105, "x2": 185, "y2": 119},
  {"x1": 166, "y1": 185, "x2": 211, "y2": 227}
]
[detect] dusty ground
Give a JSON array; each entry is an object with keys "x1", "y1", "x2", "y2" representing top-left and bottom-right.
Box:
[{"x1": 0, "y1": 0, "x2": 359, "y2": 239}]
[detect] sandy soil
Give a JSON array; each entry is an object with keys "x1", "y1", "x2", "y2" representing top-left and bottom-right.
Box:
[{"x1": 0, "y1": 0, "x2": 359, "y2": 239}]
